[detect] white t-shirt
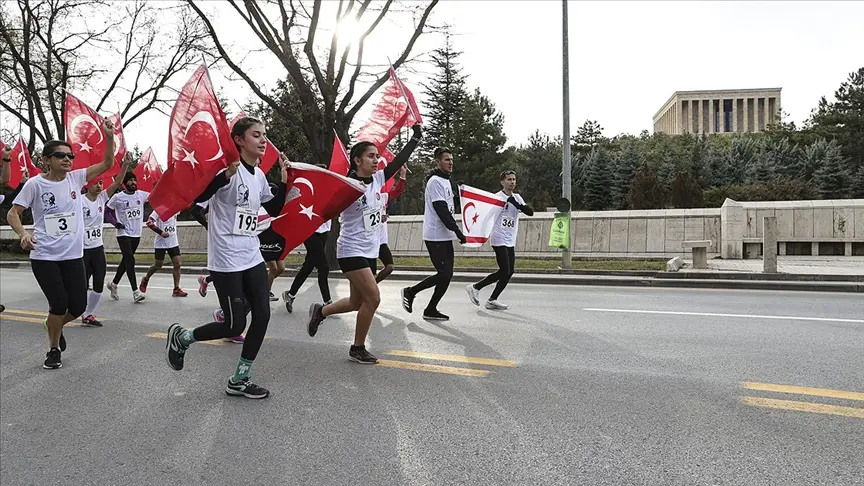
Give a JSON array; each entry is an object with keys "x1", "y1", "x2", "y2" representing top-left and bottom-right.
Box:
[
  {"x1": 82, "y1": 192, "x2": 109, "y2": 249},
  {"x1": 490, "y1": 191, "x2": 526, "y2": 248},
  {"x1": 337, "y1": 171, "x2": 386, "y2": 259},
  {"x1": 107, "y1": 190, "x2": 150, "y2": 237},
  {"x1": 150, "y1": 212, "x2": 179, "y2": 249},
  {"x1": 13, "y1": 169, "x2": 88, "y2": 261},
  {"x1": 422, "y1": 175, "x2": 456, "y2": 242},
  {"x1": 316, "y1": 220, "x2": 332, "y2": 234},
  {"x1": 206, "y1": 166, "x2": 273, "y2": 272},
  {"x1": 377, "y1": 192, "x2": 390, "y2": 246}
]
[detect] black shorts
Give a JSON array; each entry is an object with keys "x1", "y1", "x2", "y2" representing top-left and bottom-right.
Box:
[
  {"x1": 258, "y1": 227, "x2": 285, "y2": 262},
  {"x1": 155, "y1": 246, "x2": 181, "y2": 260},
  {"x1": 378, "y1": 244, "x2": 394, "y2": 266},
  {"x1": 31, "y1": 258, "x2": 87, "y2": 317},
  {"x1": 338, "y1": 257, "x2": 378, "y2": 275}
]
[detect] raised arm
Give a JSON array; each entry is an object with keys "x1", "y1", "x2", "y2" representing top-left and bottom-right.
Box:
[
  {"x1": 85, "y1": 119, "x2": 116, "y2": 182},
  {"x1": 106, "y1": 152, "x2": 132, "y2": 197},
  {"x1": 383, "y1": 125, "x2": 421, "y2": 182}
]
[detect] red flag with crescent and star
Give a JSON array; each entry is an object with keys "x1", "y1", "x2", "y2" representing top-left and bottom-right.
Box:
[
  {"x1": 329, "y1": 131, "x2": 351, "y2": 176},
  {"x1": 8, "y1": 137, "x2": 41, "y2": 189},
  {"x1": 459, "y1": 184, "x2": 507, "y2": 247},
  {"x1": 228, "y1": 112, "x2": 280, "y2": 175},
  {"x1": 270, "y1": 163, "x2": 365, "y2": 259},
  {"x1": 149, "y1": 64, "x2": 239, "y2": 220},
  {"x1": 133, "y1": 147, "x2": 163, "y2": 193}
]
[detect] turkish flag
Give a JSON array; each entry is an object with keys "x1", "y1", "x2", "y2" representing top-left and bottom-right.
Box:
[
  {"x1": 133, "y1": 147, "x2": 163, "y2": 193},
  {"x1": 8, "y1": 137, "x2": 41, "y2": 188},
  {"x1": 149, "y1": 64, "x2": 239, "y2": 220},
  {"x1": 270, "y1": 163, "x2": 365, "y2": 259},
  {"x1": 329, "y1": 131, "x2": 350, "y2": 176},
  {"x1": 228, "y1": 112, "x2": 280, "y2": 174},
  {"x1": 65, "y1": 93, "x2": 109, "y2": 172},
  {"x1": 459, "y1": 184, "x2": 506, "y2": 247}
]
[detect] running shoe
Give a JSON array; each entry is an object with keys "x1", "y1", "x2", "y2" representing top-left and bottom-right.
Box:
[
  {"x1": 213, "y1": 309, "x2": 225, "y2": 323},
  {"x1": 349, "y1": 345, "x2": 378, "y2": 364},
  {"x1": 172, "y1": 288, "x2": 188, "y2": 297},
  {"x1": 466, "y1": 284, "x2": 480, "y2": 306},
  {"x1": 133, "y1": 289, "x2": 145, "y2": 303},
  {"x1": 42, "y1": 319, "x2": 66, "y2": 351},
  {"x1": 306, "y1": 303, "x2": 325, "y2": 337},
  {"x1": 269, "y1": 292, "x2": 278, "y2": 302},
  {"x1": 81, "y1": 315, "x2": 103, "y2": 327},
  {"x1": 226, "y1": 377, "x2": 269, "y2": 399},
  {"x1": 485, "y1": 300, "x2": 508, "y2": 310},
  {"x1": 165, "y1": 323, "x2": 188, "y2": 371},
  {"x1": 107, "y1": 282, "x2": 119, "y2": 300},
  {"x1": 43, "y1": 348, "x2": 62, "y2": 370},
  {"x1": 0, "y1": 304, "x2": 4, "y2": 313},
  {"x1": 282, "y1": 291, "x2": 295, "y2": 313},
  {"x1": 139, "y1": 276, "x2": 149, "y2": 293},
  {"x1": 198, "y1": 275, "x2": 209, "y2": 297},
  {"x1": 401, "y1": 287, "x2": 415, "y2": 313},
  {"x1": 223, "y1": 335, "x2": 245, "y2": 344},
  {"x1": 422, "y1": 309, "x2": 449, "y2": 321}
]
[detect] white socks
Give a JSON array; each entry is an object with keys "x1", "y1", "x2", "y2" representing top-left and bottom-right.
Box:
[{"x1": 84, "y1": 291, "x2": 102, "y2": 317}]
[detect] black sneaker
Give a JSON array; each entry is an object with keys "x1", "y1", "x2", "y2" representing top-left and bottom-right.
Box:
[
  {"x1": 401, "y1": 287, "x2": 415, "y2": 313},
  {"x1": 226, "y1": 377, "x2": 270, "y2": 399},
  {"x1": 349, "y1": 345, "x2": 378, "y2": 364},
  {"x1": 282, "y1": 291, "x2": 295, "y2": 313},
  {"x1": 165, "y1": 323, "x2": 188, "y2": 371},
  {"x1": 43, "y1": 348, "x2": 62, "y2": 369},
  {"x1": 423, "y1": 309, "x2": 449, "y2": 321},
  {"x1": 307, "y1": 303, "x2": 325, "y2": 337}
]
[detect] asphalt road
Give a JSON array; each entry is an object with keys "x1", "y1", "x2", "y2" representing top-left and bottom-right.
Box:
[{"x1": 1, "y1": 267, "x2": 862, "y2": 485}]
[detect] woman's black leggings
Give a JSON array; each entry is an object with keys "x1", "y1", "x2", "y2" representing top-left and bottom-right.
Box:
[
  {"x1": 192, "y1": 262, "x2": 270, "y2": 361},
  {"x1": 408, "y1": 240, "x2": 454, "y2": 311},
  {"x1": 288, "y1": 232, "x2": 331, "y2": 302},
  {"x1": 83, "y1": 246, "x2": 107, "y2": 293},
  {"x1": 113, "y1": 236, "x2": 140, "y2": 290},
  {"x1": 474, "y1": 246, "x2": 516, "y2": 300},
  {"x1": 31, "y1": 258, "x2": 87, "y2": 317}
]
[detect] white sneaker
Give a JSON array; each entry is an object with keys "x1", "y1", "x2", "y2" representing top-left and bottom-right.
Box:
[
  {"x1": 133, "y1": 289, "x2": 146, "y2": 303},
  {"x1": 466, "y1": 284, "x2": 480, "y2": 306},
  {"x1": 107, "y1": 282, "x2": 119, "y2": 301},
  {"x1": 282, "y1": 291, "x2": 295, "y2": 313},
  {"x1": 269, "y1": 292, "x2": 278, "y2": 302},
  {"x1": 485, "y1": 300, "x2": 508, "y2": 310}
]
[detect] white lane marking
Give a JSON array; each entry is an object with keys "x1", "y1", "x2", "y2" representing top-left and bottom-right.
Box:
[{"x1": 582, "y1": 308, "x2": 864, "y2": 324}]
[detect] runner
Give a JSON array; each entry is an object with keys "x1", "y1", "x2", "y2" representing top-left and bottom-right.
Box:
[
  {"x1": 139, "y1": 200, "x2": 188, "y2": 297},
  {"x1": 466, "y1": 170, "x2": 533, "y2": 310},
  {"x1": 106, "y1": 170, "x2": 149, "y2": 302},
  {"x1": 6, "y1": 120, "x2": 117, "y2": 369},
  {"x1": 375, "y1": 165, "x2": 408, "y2": 283},
  {"x1": 257, "y1": 183, "x2": 287, "y2": 301},
  {"x1": 165, "y1": 116, "x2": 290, "y2": 399},
  {"x1": 401, "y1": 147, "x2": 466, "y2": 321},
  {"x1": 304, "y1": 125, "x2": 421, "y2": 364},
  {"x1": 80, "y1": 154, "x2": 130, "y2": 327},
  {"x1": 282, "y1": 166, "x2": 332, "y2": 313}
]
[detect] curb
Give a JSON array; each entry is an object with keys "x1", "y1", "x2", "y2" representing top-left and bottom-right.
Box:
[{"x1": 1, "y1": 261, "x2": 860, "y2": 293}]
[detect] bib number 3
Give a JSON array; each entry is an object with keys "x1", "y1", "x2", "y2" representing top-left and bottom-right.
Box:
[{"x1": 45, "y1": 212, "x2": 77, "y2": 237}]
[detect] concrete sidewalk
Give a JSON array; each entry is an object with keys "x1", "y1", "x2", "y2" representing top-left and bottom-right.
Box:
[{"x1": 684, "y1": 256, "x2": 864, "y2": 276}]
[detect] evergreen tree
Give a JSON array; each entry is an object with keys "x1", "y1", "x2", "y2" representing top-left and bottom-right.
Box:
[
  {"x1": 812, "y1": 139, "x2": 851, "y2": 199},
  {"x1": 765, "y1": 137, "x2": 801, "y2": 179},
  {"x1": 657, "y1": 158, "x2": 678, "y2": 187},
  {"x1": 627, "y1": 163, "x2": 667, "y2": 209},
  {"x1": 421, "y1": 33, "x2": 468, "y2": 157},
  {"x1": 807, "y1": 67, "x2": 864, "y2": 178},
  {"x1": 613, "y1": 139, "x2": 643, "y2": 209},
  {"x1": 852, "y1": 165, "x2": 864, "y2": 198},
  {"x1": 801, "y1": 138, "x2": 828, "y2": 183},
  {"x1": 726, "y1": 136, "x2": 756, "y2": 185},
  {"x1": 669, "y1": 169, "x2": 704, "y2": 208},
  {"x1": 582, "y1": 147, "x2": 613, "y2": 210}
]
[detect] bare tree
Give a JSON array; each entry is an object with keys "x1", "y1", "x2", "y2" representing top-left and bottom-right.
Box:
[
  {"x1": 0, "y1": 0, "x2": 210, "y2": 151},
  {"x1": 186, "y1": 0, "x2": 439, "y2": 165}
]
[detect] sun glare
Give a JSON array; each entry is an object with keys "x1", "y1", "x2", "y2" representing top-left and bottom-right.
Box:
[{"x1": 335, "y1": 18, "x2": 363, "y2": 46}]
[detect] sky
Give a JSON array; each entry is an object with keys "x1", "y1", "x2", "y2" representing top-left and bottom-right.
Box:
[{"x1": 3, "y1": 1, "x2": 863, "y2": 168}]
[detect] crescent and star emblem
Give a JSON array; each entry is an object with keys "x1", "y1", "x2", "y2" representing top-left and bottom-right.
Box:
[
  {"x1": 69, "y1": 114, "x2": 103, "y2": 153},
  {"x1": 181, "y1": 111, "x2": 225, "y2": 168},
  {"x1": 293, "y1": 177, "x2": 319, "y2": 221},
  {"x1": 462, "y1": 202, "x2": 479, "y2": 231}
]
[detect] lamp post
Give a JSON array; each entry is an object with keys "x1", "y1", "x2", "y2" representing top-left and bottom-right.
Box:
[{"x1": 561, "y1": 0, "x2": 572, "y2": 269}]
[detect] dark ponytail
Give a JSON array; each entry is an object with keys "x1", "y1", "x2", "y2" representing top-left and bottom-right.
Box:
[
  {"x1": 348, "y1": 141, "x2": 375, "y2": 174},
  {"x1": 230, "y1": 116, "x2": 264, "y2": 153}
]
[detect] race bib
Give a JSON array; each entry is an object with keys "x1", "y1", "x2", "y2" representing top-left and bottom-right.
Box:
[
  {"x1": 124, "y1": 207, "x2": 142, "y2": 222},
  {"x1": 234, "y1": 207, "x2": 258, "y2": 236},
  {"x1": 85, "y1": 225, "x2": 102, "y2": 244},
  {"x1": 164, "y1": 224, "x2": 176, "y2": 235},
  {"x1": 45, "y1": 212, "x2": 77, "y2": 237},
  {"x1": 363, "y1": 207, "x2": 382, "y2": 233},
  {"x1": 501, "y1": 217, "x2": 516, "y2": 229}
]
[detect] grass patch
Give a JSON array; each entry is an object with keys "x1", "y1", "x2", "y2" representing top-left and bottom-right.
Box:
[{"x1": 0, "y1": 250, "x2": 665, "y2": 271}]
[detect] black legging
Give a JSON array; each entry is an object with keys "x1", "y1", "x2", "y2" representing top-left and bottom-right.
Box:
[
  {"x1": 31, "y1": 259, "x2": 87, "y2": 317},
  {"x1": 113, "y1": 236, "x2": 140, "y2": 290},
  {"x1": 408, "y1": 240, "x2": 454, "y2": 312},
  {"x1": 474, "y1": 246, "x2": 515, "y2": 300},
  {"x1": 83, "y1": 246, "x2": 107, "y2": 293},
  {"x1": 192, "y1": 262, "x2": 270, "y2": 361},
  {"x1": 288, "y1": 232, "x2": 331, "y2": 301}
]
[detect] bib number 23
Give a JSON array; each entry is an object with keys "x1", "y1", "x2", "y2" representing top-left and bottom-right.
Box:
[{"x1": 364, "y1": 209, "x2": 381, "y2": 233}]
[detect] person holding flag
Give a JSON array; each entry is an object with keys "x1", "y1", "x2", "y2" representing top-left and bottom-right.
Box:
[
  {"x1": 465, "y1": 170, "x2": 533, "y2": 310},
  {"x1": 304, "y1": 125, "x2": 422, "y2": 364},
  {"x1": 165, "y1": 116, "x2": 291, "y2": 399},
  {"x1": 401, "y1": 147, "x2": 466, "y2": 321},
  {"x1": 105, "y1": 170, "x2": 149, "y2": 303},
  {"x1": 6, "y1": 119, "x2": 117, "y2": 369}
]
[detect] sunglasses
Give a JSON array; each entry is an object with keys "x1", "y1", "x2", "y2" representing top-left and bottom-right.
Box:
[{"x1": 49, "y1": 152, "x2": 75, "y2": 160}]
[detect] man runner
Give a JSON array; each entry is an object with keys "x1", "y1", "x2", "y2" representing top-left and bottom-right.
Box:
[
  {"x1": 139, "y1": 207, "x2": 188, "y2": 297},
  {"x1": 106, "y1": 171, "x2": 149, "y2": 302}
]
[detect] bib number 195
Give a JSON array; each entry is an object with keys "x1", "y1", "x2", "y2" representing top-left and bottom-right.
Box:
[{"x1": 237, "y1": 214, "x2": 257, "y2": 234}]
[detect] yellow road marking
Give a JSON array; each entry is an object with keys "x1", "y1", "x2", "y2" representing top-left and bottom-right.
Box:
[
  {"x1": 741, "y1": 396, "x2": 864, "y2": 419},
  {"x1": 376, "y1": 359, "x2": 490, "y2": 377},
  {"x1": 385, "y1": 350, "x2": 517, "y2": 367},
  {"x1": 743, "y1": 382, "x2": 864, "y2": 402},
  {"x1": 0, "y1": 315, "x2": 83, "y2": 327},
  {"x1": 2, "y1": 309, "x2": 49, "y2": 317},
  {"x1": 145, "y1": 332, "x2": 229, "y2": 346}
]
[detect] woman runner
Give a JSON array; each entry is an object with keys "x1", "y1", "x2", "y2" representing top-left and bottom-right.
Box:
[
  {"x1": 165, "y1": 117, "x2": 290, "y2": 399},
  {"x1": 465, "y1": 170, "x2": 533, "y2": 309},
  {"x1": 6, "y1": 120, "x2": 117, "y2": 369},
  {"x1": 305, "y1": 125, "x2": 421, "y2": 364}
]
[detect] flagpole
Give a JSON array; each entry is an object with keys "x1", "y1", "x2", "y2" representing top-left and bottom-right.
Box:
[{"x1": 561, "y1": 0, "x2": 572, "y2": 270}]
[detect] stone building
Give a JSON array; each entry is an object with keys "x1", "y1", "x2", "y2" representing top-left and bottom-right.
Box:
[{"x1": 653, "y1": 88, "x2": 782, "y2": 135}]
